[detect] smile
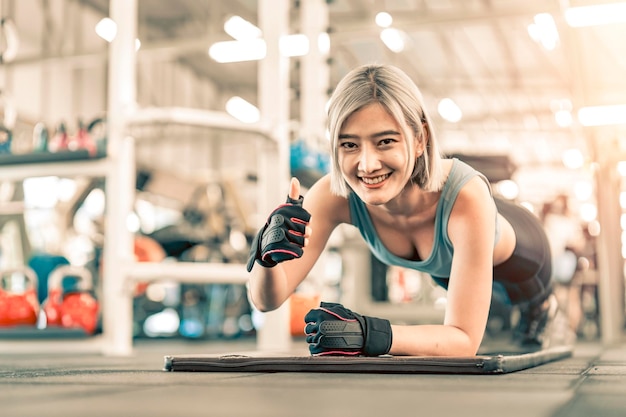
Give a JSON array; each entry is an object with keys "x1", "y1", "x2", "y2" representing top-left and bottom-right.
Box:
[{"x1": 360, "y1": 173, "x2": 390, "y2": 185}]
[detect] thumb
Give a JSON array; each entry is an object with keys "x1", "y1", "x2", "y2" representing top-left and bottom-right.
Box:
[{"x1": 288, "y1": 177, "x2": 301, "y2": 201}]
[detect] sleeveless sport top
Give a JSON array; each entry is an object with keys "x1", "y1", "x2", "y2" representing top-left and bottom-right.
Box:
[{"x1": 348, "y1": 158, "x2": 499, "y2": 279}]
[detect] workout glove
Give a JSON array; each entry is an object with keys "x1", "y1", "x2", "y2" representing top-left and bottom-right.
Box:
[
  {"x1": 246, "y1": 195, "x2": 311, "y2": 272},
  {"x1": 304, "y1": 302, "x2": 392, "y2": 356}
]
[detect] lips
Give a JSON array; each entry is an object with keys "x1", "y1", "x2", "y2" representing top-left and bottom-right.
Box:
[{"x1": 360, "y1": 173, "x2": 390, "y2": 185}]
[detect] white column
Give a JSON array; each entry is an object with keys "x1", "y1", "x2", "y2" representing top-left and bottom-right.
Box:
[
  {"x1": 300, "y1": 0, "x2": 330, "y2": 145},
  {"x1": 102, "y1": 0, "x2": 137, "y2": 356},
  {"x1": 256, "y1": 0, "x2": 292, "y2": 352},
  {"x1": 594, "y1": 136, "x2": 625, "y2": 345}
]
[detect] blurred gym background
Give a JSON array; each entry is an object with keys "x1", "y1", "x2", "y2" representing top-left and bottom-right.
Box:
[{"x1": 0, "y1": 0, "x2": 624, "y2": 355}]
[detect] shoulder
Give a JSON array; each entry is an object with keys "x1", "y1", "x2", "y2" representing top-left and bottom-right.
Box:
[
  {"x1": 448, "y1": 174, "x2": 496, "y2": 234},
  {"x1": 303, "y1": 174, "x2": 351, "y2": 224},
  {"x1": 454, "y1": 172, "x2": 493, "y2": 212}
]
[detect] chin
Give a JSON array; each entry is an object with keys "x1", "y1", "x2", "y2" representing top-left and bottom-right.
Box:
[{"x1": 353, "y1": 186, "x2": 394, "y2": 206}]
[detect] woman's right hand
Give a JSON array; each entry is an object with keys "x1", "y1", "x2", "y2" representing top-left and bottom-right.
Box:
[{"x1": 246, "y1": 177, "x2": 312, "y2": 272}]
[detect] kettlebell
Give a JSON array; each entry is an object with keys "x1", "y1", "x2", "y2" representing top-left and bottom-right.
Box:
[
  {"x1": 0, "y1": 267, "x2": 40, "y2": 327},
  {"x1": 43, "y1": 265, "x2": 99, "y2": 335}
]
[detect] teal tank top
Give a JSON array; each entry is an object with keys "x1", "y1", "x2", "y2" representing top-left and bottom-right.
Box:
[{"x1": 348, "y1": 158, "x2": 499, "y2": 278}]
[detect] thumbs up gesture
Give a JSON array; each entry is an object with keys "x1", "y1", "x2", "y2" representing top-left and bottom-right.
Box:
[{"x1": 246, "y1": 178, "x2": 312, "y2": 272}]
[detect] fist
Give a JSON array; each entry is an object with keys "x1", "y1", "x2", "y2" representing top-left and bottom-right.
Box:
[{"x1": 246, "y1": 178, "x2": 311, "y2": 272}]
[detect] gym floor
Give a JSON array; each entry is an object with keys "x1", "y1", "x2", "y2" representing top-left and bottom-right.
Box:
[{"x1": 1, "y1": 337, "x2": 625, "y2": 417}]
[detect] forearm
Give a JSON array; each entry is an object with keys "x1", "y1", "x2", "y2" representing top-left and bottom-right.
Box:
[
  {"x1": 247, "y1": 265, "x2": 291, "y2": 312},
  {"x1": 389, "y1": 324, "x2": 482, "y2": 356}
]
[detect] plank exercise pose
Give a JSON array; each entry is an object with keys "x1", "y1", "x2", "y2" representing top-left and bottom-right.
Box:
[{"x1": 247, "y1": 64, "x2": 557, "y2": 357}]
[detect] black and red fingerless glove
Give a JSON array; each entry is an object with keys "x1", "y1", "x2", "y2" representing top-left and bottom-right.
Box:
[
  {"x1": 246, "y1": 195, "x2": 311, "y2": 272},
  {"x1": 304, "y1": 302, "x2": 392, "y2": 356}
]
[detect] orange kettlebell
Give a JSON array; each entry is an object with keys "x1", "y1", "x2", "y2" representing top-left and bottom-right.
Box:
[
  {"x1": 0, "y1": 267, "x2": 40, "y2": 327},
  {"x1": 43, "y1": 265, "x2": 99, "y2": 335}
]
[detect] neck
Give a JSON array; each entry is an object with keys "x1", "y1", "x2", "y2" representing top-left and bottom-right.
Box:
[{"x1": 379, "y1": 182, "x2": 435, "y2": 217}]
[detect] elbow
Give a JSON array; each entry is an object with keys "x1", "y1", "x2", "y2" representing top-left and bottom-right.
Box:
[
  {"x1": 446, "y1": 343, "x2": 479, "y2": 357},
  {"x1": 247, "y1": 287, "x2": 283, "y2": 313},
  {"x1": 246, "y1": 274, "x2": 289, "y2": 313},
  {"x1": 460, "y1": 345, "x2": 480, "y2": 357},
  {"x1": 253, "y1": 301, "x2": 281, "y2": 313},
  {"x1": 449, "y1": 326, "x2": 482, "y2": 357}
]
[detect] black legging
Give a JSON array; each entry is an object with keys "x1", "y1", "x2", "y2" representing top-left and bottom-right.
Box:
[
  {"x1": 492, "y1": 197, "x2": 552, "y2": 305},
  {"x1": 432, "y1": 197, "x2": 553, "y2": 306}
]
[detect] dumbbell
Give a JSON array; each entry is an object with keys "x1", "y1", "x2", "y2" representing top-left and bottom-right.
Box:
[
  {"x1": 0, "y1": 267, "x2": 40, "y2": 327},
  {"x1": 43, "y1": 265, "x2": 99, "y2": 335}
]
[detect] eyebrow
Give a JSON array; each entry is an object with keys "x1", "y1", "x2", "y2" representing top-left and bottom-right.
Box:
[{"x1": 338, "y1": 130, "x2": 402, "y2": 140}]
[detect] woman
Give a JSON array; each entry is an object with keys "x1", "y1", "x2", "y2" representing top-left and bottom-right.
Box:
[{"x1": 247, "y1": 64, "x2": 557, "y2": 357}]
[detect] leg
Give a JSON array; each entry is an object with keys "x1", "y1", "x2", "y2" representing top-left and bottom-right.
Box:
[{"x1": 493, "y1": 198, "x2": 558, "y2": 347}]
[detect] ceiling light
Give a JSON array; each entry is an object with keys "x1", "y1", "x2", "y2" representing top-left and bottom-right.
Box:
[
  {"x1": 496, "y1": 180, "x2": 519, "y2": 200},
  {"x1": 280, "y1": 34, "x2": 309, "y2": 57},
  {"x1": 574, "y1": 181, "x2": 593, "y2": 201},
  {"x1": 380, "y1": 28, "x2": 406, "y2": 53},
  {"x1": 208, "y1": 39, "x2": 266, "y2": 63},
  {"x1": 578, "y1": 104, "x2": 626, "y2": 126},
  {"x1": 95, "y1": 17, "x2": 117, "y2": 42},
  {"x1": 318, "y1": 32, "x2": 331, "y2": 55},
  {"x1": 438, "y1": 98, "x2": 462, "y2": 123},
  {"x1": 565, "y1": 3, "x2": 626, "y2": 27},
  {"x1": 579, "y1": 203, "x2": 597, "y2": 223},
  {"x1": 226, "y1": 96, "x2": 260, "y2": 124},
  {"x1": 562, "y1": 148, "x2": 584, "y2": 169},
  {"x1": 224, "y1": 15, "x2": 262, "y2": 41},
  {"x1": 618, "y1": 161, "x2": 626, "y2": 176},
  {"x1": 209, "y1": 34, "x2": 310, "y2": 63},
  {"x1": 554, "y1": 110, "x2": 573, "y2": 127},
  {"x1": 528, "y1": 13, "x2": 559, "y2": 50},
  {"x1": 375, "y1": 12, "x2": 393, "y2": 28},
  {"x1": 551, "y1": 99, "x2": 573, "y2": 127}
]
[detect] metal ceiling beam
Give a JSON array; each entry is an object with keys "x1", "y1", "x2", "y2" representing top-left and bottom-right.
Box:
[
  {"x1": 329, "y1": 1, "x2": 562, "y2": 39},
  {"x1": 7, "y1": 2, "x2": 567, "y2": 73}
]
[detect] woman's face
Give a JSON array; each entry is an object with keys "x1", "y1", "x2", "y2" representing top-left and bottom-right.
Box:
[{"x1": 337, "y1": 102, "x2": 418, "y2": 206}]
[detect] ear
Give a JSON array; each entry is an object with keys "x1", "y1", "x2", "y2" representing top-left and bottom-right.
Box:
[
  {"x1": 415, "y1": 128, "x2": 427, "y2": 156},
  {"x1": 421, "y1": 122, "x2": 429, "y2": 141}
]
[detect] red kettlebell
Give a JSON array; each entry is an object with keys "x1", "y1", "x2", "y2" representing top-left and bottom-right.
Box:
[
  {"x1": 70, "y1": 119, "x2": 97, "y2": 157},
  {"x1": 0, "y1": 267, "x2": 40, "y2": 327},
  {"x1": 43, "y1": 265, "x2": 99, "y2": 335}
]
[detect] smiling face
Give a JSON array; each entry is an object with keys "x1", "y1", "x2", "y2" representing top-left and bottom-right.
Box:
[{"x1": 338, "y1": 102, "x2": 421, "y2": 206}]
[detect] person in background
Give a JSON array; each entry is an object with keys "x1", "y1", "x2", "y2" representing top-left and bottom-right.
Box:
[{"x1": 247, "y1": 63, "x2": 561, "y2": 357}]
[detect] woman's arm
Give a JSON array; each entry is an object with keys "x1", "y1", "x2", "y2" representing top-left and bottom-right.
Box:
[
  {"x1": 389, "y1": 176, "x2": 496, "y2": 356},
  {"x1": 248, "y1": 175, "x2": 349, "y2": 312}
]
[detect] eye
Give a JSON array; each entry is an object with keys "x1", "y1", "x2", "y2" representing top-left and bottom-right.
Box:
[
  {"x1": 339, "y1": 141, "x2": 357, "y2": 150},
  {"x1": 379, "y1": 138, "x2": 396, "y2": 146}
]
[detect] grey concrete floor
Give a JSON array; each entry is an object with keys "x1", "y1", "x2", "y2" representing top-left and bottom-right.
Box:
[{"x1": 1, "y1": 337, "x2": 625, "y2": 417}]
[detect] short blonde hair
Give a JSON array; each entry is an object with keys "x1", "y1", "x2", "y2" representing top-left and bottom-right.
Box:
[{"x1": 327, "y1": 64, "x2": 444, "y2": 197}]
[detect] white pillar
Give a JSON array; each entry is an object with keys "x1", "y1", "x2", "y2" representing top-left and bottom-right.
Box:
[
  {"x1": 102, "y1": 0, "x2": 137, "y2": 356},
  {"x1": 255, "y1": 0, "x2": 292, "y2": 352},
  {"x1": 300, "y1": 0, "x2": 330, "y2": 146},
  {"x1": 594, "y1": 136, "x2": 625, "y2": 345}
]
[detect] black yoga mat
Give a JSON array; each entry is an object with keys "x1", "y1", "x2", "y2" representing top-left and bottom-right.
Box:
[{"x1": 163, "y1": 345, "x2": 573, "y2": 375}]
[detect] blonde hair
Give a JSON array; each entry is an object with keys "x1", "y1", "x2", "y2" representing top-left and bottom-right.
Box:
[{"x1": 327, "y1": 63, "x2": 444, "y2": 197}]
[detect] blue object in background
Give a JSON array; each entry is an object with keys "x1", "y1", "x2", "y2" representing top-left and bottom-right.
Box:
[
  {"x1": 290, "y1": 139, "x2": 330, "y2": 188},
  {"x1": 0, "y1": 126, "x2": 12, "y2": 154},
  {"x1": 28, "y1": 253, "x2": 70, "y2": 304}
]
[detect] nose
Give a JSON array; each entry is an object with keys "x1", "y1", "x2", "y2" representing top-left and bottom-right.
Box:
[{"x1": 358, "y1": 144, "x2": 382, "y2": 174}]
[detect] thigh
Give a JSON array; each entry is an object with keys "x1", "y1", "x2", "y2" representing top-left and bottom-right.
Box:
[{"x1": 493, "y1": 198, "x2": 553, "y2": 303}]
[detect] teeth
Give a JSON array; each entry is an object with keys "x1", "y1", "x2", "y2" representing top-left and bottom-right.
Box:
[{"x1": 361, "y1": 174, "x2": 389, "y2": 185}]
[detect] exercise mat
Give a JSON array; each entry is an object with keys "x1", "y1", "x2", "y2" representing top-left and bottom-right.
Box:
[{"x1": 163, "y1": 344, "x2": 573, "y2": 374}]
